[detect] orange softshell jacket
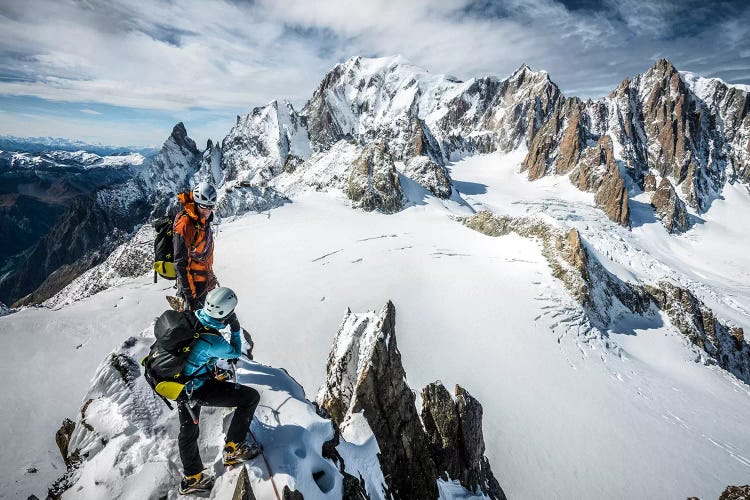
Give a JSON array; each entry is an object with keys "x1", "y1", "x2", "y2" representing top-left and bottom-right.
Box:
[{"x1": 173, "y1": 191, "x2": 215, "y2": 299}]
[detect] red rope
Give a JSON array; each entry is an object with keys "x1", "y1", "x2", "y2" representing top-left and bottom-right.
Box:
[{"x1": 248, "y1": 429, "x2": 281, "y2": 500}]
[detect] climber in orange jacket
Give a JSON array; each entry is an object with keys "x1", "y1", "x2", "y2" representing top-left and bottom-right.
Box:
[{"x1": 173, "y1": 182, "x2": 218, "y2": 310}]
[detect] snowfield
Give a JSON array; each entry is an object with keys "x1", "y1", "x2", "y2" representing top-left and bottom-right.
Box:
[{"x1": 1, "y1": 152, "x2": 750, "y2": 499}]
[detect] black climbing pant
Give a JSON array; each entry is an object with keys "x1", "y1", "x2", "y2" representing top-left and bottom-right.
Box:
[{"x1": 178, "y1": 379, "x2": 260, "y2": 475}]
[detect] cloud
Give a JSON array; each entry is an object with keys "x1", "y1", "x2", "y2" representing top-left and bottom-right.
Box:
[
  {"x1": 0, "y1": 0, "x2": 747, "y2": 146},
  {"x1": 80, "y1": 109, "x2": 101, "y2": 115}
]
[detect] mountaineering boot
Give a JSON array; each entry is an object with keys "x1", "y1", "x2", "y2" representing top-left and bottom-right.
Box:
[
  {"x1": 178, "y1": 471, "x2": 215, "y2": 495},
  {"x1": 223, "y1": 441, "x2": 262, "y2": 466}
]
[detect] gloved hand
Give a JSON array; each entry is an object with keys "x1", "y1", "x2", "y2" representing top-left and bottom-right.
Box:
[{"x1": 225, "y1": 312, "x2": 241, "y2": 332}]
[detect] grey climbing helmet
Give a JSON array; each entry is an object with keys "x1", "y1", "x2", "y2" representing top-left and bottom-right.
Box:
[
  {"x1": 192, "y1": 181, "x2": 217, "y2": 207},
  {"x1": 203, "y1": 287, "x2": 238, "y2": 319}
]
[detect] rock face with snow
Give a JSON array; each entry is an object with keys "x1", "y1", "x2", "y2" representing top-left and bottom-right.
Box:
[
  {"x1": 460, "y1": 211, "x2": 652, "y2": 329},
  {"x1": 318, "y1": 301, "x2": 505, "y2": 499},
  {"x1": 645, "y1": 281, "x2": 750, "y2": 384},
  {"x1": 610, "y1": 59, "x2": 724, "y2": 211},
  {"x1": 194, "y1": 138, "x2": 224, "y2": 187},
  {"x1": 318, "y1": 301, "x2": 438, "y2": 499},
  {"x1": 403, "y1": 156, "x2": 452, "y2": 198},
  {"x1": 421, "y1": 382, "x2": 505, "y2": 499},
  {"x1": 222, "y1": 100, "x2": 311, "y2": 185},
  {"x1": 347, "y1": 143, "x2": 405, "y2": 213},
  {"x1": 143, "y1": 122, "x2": 202, "y2": 215},
  {"x1": 650, "y1": 178, "x2": 690, "y2": 233},
  {"x1": 8, "y1": 196, "x2": 135, "y2": 307},
  {"x1": 516, "y1": 58, "x2": 749, "y2": 230},
  {"x1": 291, "y1": 55, "x2": 746, "y2": 230},
  {"x1": 570, "y1": 135, "x2": 630, "y2": 226}
]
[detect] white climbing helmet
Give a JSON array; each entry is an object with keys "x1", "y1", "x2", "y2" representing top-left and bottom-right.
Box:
[
  {"x1": 192, "y1": 181, "x2": 217, "y2": 207},
  {"x1": 203, "y1": 287, "x2": 238, "y2": 319}
]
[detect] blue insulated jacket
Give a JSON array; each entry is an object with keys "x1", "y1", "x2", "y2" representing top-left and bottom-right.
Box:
[{"x1": 183, "y1": 309, "x2": 242, "y2": 390}]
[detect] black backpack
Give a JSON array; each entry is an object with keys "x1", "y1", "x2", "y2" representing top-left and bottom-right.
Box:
[
  {"x1": 142, "y1": 310, "x2": 203, "y2": 408},
  {"x1": 152, "y1": 215, "x2": 177, "y2": 282}
]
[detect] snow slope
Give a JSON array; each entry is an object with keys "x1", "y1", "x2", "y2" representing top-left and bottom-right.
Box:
[{"x1": 1, "y1": 152, "x2": 749, "y2": 499}]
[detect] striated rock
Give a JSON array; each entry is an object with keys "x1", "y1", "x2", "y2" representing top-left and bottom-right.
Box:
[
  {"x1": 609, "y1": 59, "x2": 728, "y2": 212},
  {"x1": 421, "y1": 383, "x2": 461, "y2": 480},
  {"x1": 522, "y1": 115, "x2": 559, "y2": 180},
  {"x1": 645, "y1": 281, "x2": 750, "y2": 384},
  {"x1": 650, "y1": 178, "x2": 690, "y2": 233},
  {"x1": 404, "y1": 116, "x2": 442, "y2": 163},
  {"x1": 318, "y1": 301, "x2": 438, "y2": 499},
  {"x1": 720, "y1": 485, "x2": 750, "y2": 500},
  {"x1": 55, "y1": 418, "x2": 77, "y2": 468},
  {"x1": 347, "y1": 143, "x2": 404, "y2": 213},
  {"x1": 421, "y1": 383, "x2": 506, "y2": 499},
  {"x1": 403, "y1": 156, "x2": 452, "y2": 198},
  {"x1": 555, "y1": 105, "x2": 585, "y2": 174},
  {"x1": 643, "y1": 173, "x2": 657, "y2": 192},
  {"x1": 570, "y1": 135, "x2": 630, "y2": 226},
  {"x1": 456, "y1": 387, "x2": 506, "y2": 500}
]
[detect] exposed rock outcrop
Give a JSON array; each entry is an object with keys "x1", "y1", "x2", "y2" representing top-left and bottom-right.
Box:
[
  {"x1": 720, "y1": 485, "x2": 750, "y2": 500},
  {"x1": 460, "y1": 211, "x2": 652, "y2": 329},
  {"x1": 402, "y1": 156, "x2": 452, "y2": 198},
  {"x1": 318, "y1": 301, "x2": 505, "y2": 499},
  {"x1": 570, "y1": 135, "x2": 630, "y2": 226},
  {"x1": 222, "y1": 100, "x2": 311, "y2": 184},
  {"x1": 318, "y1": 301, "x2": 438, "y2": 498},
  {"x1": 421, "y1": 383, "x2": 506, "y2": 499},
  {"x1": 650, "y1": 178, "x2": 690, "y2": 233},
  {"x1": 55, "y1": 418, "x2": 77, "y2": 468},
  {"x1": 645, "y1": 281, "x2": 750, "y2": 384},
  {"x1": 347, "y1": 143, "x2": 404, "y2": 213},
  {"x1": 643, "y1": 173, "x2": 657, "y2": 191}
]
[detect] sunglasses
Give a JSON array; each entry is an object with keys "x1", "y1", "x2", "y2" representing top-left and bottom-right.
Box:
[{"x1": 196, "y1": 203, "x2": 214, "y2": 210}]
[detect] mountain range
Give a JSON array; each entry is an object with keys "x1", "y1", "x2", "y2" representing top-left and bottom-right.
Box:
[{"x1": 0, "y1": 55, "x2": 749, "y2": 499}]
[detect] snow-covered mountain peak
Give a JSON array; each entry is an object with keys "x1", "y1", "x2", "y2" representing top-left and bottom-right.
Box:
[{"x1": 508, "y1": 62, "x2": 551, "y2": 85}]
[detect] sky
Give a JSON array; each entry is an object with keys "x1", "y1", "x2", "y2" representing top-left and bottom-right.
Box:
[{"x1": 0, "y1": 0, "x2": 748, "y2": 148}]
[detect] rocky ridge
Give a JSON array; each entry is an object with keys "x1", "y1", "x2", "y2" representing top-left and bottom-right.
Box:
[
  {"x1": 460, "y1": 211, "x2": 750, "y2": 384},
  {"x1": 520, "y1": 59, "x2": 749, "y2": 231},
  {"x1": 220, "y1": 56, "x2": 748, "y2": 233}
]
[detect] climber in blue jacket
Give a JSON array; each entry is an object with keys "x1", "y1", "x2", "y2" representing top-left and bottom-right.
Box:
[{"x1": 177, "y1": 287, "x2": 261, "y2": 496}]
